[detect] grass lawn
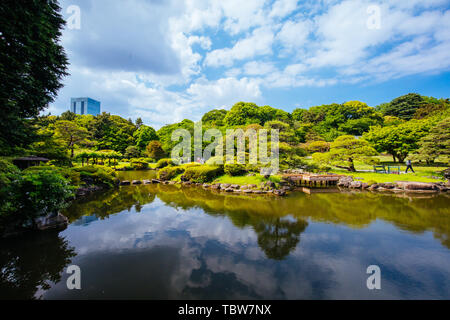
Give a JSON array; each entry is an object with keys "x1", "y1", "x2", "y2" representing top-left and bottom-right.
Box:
[
  {"x1": 304, "y1": 154, "x2": 447, "y2": 183},
  {"x1": 329, "y1": 157, "x2": 447, "y2": 183}
]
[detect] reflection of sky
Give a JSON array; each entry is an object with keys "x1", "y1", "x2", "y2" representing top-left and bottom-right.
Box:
[{"x1": 44, "y1": 196, "x2": 450, "y2": 299}]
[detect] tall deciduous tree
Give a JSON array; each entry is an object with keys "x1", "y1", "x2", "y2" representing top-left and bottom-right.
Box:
[{"x1": 0, "y1": 0, "x2": 68, "y2": 154}]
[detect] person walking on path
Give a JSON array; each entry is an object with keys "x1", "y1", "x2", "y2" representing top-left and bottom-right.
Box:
[{"x1": 405, "y1": 159, "x2": 415, "y2": 173}]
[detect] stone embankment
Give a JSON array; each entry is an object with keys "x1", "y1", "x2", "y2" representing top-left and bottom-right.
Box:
[
  {"x1": 337, "y1": 176, "x2": 448, "y2": 193},
  {"x1": 119, "y1": 174, "x2": 449, "y2": 195},
  {"x1": 120, "y1": 179, "x2": 290, "y2": 196}
]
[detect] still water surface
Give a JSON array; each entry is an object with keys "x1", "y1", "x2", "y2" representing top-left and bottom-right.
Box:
[{"x1": 1, "y1": 170, "x2": 449, "y2": 299}]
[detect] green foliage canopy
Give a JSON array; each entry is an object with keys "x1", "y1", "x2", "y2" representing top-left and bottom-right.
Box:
[
  {"x1": 313, "y1": 135, "x2": 378, "y2": 172},
  {"x1": 363, "y1": 119, "x2": 432, "y2": 163},
  {"x1": 0, "y1": 0, "x2": 68, "y2": 154}
]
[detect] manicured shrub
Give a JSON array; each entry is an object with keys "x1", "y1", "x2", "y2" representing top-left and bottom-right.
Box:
[
  {"x1": 24, "y1": 165, "x2": 81, "y2": 185},
  {"x1": 158, "y1": 166, "x2": 184, "y2": 181},
  {"x1": 182, "y1": 165, "x2": 224, "y2": 183},
  {"x1": 205, "y1": 156, "x2": 225, "y2": 166},
  {"x1": 245, "y1": 163, "x2": 261, "y2": 173},
  {"x1": 180, "y1": 162, "x2": 201, "y2": 169},
  {"x1": 72, "y1": 165, "x2": 118, "y2": 188},
  {"x1": 116, "y1": 163, "x2": 133, "y2": 171},
  {"x1": 224, "y1": 164, "x2": 246, "y2": 176},
  {"x1": 1, "y1": 167, "x2": 75, "y2": 231},
  {"x1": 124, "y1": 146, "x2": 141, "y2": 159},
  {"x1": 18, "y1": 170, "x2": 75, "y2": 219},
  {"x1": 0, "y1": 160, "x2": 21, "y2": 223},
  {"x1": 156, "y1": 158, "x2": 175, "y2": 169},
  {"x1": 130, "y1": 159, "x2": 149, "y2": 170}
]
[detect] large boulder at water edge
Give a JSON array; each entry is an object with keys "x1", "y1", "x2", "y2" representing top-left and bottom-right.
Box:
[
  {"x1": 34, "y1": 213, "x2": 68, "y2": 231},
  {"x1": 395, "y1": 181, "x2": 438, "y2": 191}
]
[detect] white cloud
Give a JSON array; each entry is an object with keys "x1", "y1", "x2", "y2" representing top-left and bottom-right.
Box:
[
  {"x1": 264, "y1": 63, "x2": 337, "y2": 88},
  {"x1": 51, "y1": 0, "x2": 450, "y2": 126},
  {"x1": 205, "y1": 27, "x2": 275, "y2": 67},
  {"x1": 221, "y1": 0, "x2": 269, "y2": 35},
  {"x1": 243, "y1": 61, "x2": 277, "y2": 75},
  {"x1": 187, "y1": 35, "x2": 212, "y2": 50},
  {"x1": 276, "y1": 19, "x2": 312, "y2": 50},
  {"x1": 187, "y1": 77, "x2": 262, "y2": 108},
  {"x1": 269, "y1": 0, "x2": 298, "y2": 18}
]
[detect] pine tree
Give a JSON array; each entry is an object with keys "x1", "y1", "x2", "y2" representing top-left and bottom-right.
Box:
[{"x1": 415, "y1": 117, "x2": 450, "y2": 164}]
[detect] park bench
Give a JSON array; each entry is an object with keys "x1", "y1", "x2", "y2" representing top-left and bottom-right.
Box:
[
  {"x1": 373, "y1": 165, "x2": 401, "y2": 174},
  {"x1": 373, "y1": 165, "x2": 386, "y2": 173},
  {"x1": 387, "y1": 165, "x2": 400, "y2": 174}
]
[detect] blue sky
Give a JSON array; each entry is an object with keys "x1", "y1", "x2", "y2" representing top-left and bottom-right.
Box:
[{"x1": 51, "y1": 0, "x2": 450, "y2": 128}]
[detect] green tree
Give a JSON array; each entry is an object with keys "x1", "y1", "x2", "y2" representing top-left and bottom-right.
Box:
[
  {"x1": 135, "y1": 117, "x2": 144, "y2": 129},
  {"x1": 264, "y1": 120, "x2": 295, "y2": 143},
  {"x1": 313, "y1": 135, "x2": 378, "y2": 172},
  {"x1": 382, "y1": 93, "x2": 424, "y2": 120},
  {"x1": 92, "y1": 113, "x2": 137, "y2": 153},
  {"x1": 363, "y1": 120, "x2": 431, "y2": 163},
  {"x1": 30, "y1": 124, "x2": 70, "y2": 165},
  {"x1": 59, "y1": 111, "x2": 77, "y2": 121},
  {"x1": 224, "y1": 102, "x2": 262, "y2": 126},
  {"x1": 414, "y1": 97, "x2": 450, "y2": 119},
  {"x1": 201, "y1": 109, "x2": 228, "y2": 127},
  {"x1": 146, "y1": 140, "x2": 165, "y2": 160},
  {"x1": 157, "y1": 119, "x2": 194, "y2": 153},
  {"x1": 304, "y1": 140, "x2": 330, "y2": 154},
  {"x1": 0, "y1": 0, "x2": 68, "y2": 154},
  {"x1": 291, "y1": 108, "x2": 307, "y2": 122},
  {"x1": 133, "y1": 125, "x2": 158, "y2": 151},
  {"x1": 54, "y1": 120, "x2": 90, "y2": 158},
  {"x1": 259, "y1": 105, "x2": 291, "y2": 124},
  {"x1": 414, "y1": 117, "x2": 450, "y2": 164},
  {"x1": 124, "y1": 146, "x2": 141, "y2": 159}
]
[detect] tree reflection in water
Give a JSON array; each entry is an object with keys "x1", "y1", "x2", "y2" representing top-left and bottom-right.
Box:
[
  {"x1": 255, "y1": 217, "x2": 308, "y2": 260},
  {"x1": 64, "y1": 183, "x2": 450, "y2": 254},
  {"x1": 2, "y1": 180, "x2": 449, "y2": 300},
  {"x1": 0, "y1": 231, "x2": 76, "y2": 299}
]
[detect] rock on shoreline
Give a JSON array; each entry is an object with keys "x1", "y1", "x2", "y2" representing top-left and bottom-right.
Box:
[
  {"x1": 34, "y1": 212, "x2": 68, "y2": 231},
  {"x1": 337, "y1": 176, "x2": 448, "y2": 193}
]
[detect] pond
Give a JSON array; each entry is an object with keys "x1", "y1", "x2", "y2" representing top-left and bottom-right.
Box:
[{"x1": 1, "y1": 170, "x2": 449, "y2": 299}]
